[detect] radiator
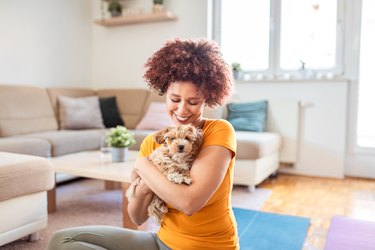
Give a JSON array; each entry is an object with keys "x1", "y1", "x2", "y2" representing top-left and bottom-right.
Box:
[{"x1": 267, "y1": 100, "x2": 301, "y2": 164}]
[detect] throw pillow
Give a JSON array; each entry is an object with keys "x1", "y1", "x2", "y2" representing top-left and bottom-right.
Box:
[
  {"x1": 99, "y1": 96, "x2": 125, "y2": 128},
  {"x1": 58, "y1": 95, "x2": 105, "y2": 129},
  {"x1": 227, "y1": 100, "x2": 268, "y2": 132},
  {"x1": 136, "y1": 102, "x2": 173, "y2": 130}
]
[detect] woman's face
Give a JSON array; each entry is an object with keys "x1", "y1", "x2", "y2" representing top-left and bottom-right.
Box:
[{"x1": 166, "y1": 81, "x2": 206, "y2": 128}]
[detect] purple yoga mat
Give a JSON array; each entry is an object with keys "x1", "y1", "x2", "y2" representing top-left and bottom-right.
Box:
[{"x1": 324, "y1": 215, "x2": 375, "y2": 250}]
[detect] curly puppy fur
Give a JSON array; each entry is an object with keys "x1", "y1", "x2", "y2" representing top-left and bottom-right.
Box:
[{"x1": 126, "y1": 124, "x2": 203, "y2": 224}]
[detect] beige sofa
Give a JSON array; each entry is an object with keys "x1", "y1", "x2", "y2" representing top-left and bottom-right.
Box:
[
  {"x1": 0, "y1": 152, "x2": 54, "y2": 246},
  {"x1": 0, "y1": 84, "x2": 289, "y2": 189}
]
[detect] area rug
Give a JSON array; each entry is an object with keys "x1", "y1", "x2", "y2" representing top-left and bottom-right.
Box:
[
  {"x1": 324, "y1": 215, "x2": 375, "y2": 250},
  {"x1": 232, "y1": 186, "x2": 272, "y2": 210},
  {"x1": 233, "y1": 207, "x2": 310, "y2": 250},
  {"x1": 1, "y1": 179, "x2": 272, "y2": 250}
]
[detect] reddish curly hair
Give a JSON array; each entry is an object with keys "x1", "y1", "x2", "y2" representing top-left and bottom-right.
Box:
[{"x1": 143, "y1": 38, "x2": 233, "y2": 108}]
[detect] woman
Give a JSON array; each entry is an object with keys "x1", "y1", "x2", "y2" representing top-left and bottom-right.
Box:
[{"x1": 47, "y1": 38, "x2": 238, "y2": 250}]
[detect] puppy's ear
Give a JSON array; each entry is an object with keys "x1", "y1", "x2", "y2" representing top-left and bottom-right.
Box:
[
  {"x1": 192, "y1": 129, "x2": 203, "y2": 156},
  {"x1": 153, "y1": 129, "x2": 166, "y2": 144},
  {"x1": 195, "y1": 129, "x2": 203, "y2": 147}
]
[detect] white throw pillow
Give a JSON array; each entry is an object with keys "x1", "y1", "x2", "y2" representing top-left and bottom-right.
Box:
[
  {"x1": 136, "y1": 102, "x2": 173, "y2": 130},
  {"x1": 58, "y1": 95, "x2": 105, "y2": 129}
]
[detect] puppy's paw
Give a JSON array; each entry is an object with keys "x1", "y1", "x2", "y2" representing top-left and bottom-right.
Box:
[
  {"x1": 125, "y1": 185, "x2": 135, "y2": 202},
  {"x1": 167, "y1": 172, "x2": 184, "y2": 184},
  {"x1": 182, "y1": 176, "x2": 192, "y2": 185}
]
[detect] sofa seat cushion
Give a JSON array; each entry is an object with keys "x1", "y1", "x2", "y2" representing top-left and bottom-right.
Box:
[
  {"x1": 0, "y1": 137, "x2": 51, "y2": 157},
  {"x1": 236, "y1": 131, "x2": 282, "y2": 160},
  {"x1": 0, "y1": 152, "x2": 54, "y2": 202},
  {"x1": 24, "y1": 130, "x2": 104, "y2": 157}
]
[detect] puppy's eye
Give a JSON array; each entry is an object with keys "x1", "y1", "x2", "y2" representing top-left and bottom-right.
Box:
[{"x1": 185, "y1": 136, "x2": 190, "y2": 141}]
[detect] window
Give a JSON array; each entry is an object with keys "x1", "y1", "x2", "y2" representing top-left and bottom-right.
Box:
[
  {"x1": 356, "y1": 0, "x2": 375, "y2": 148},
  {"x1": 214, "y1": 0, "x2": 344, "y2": 79}
]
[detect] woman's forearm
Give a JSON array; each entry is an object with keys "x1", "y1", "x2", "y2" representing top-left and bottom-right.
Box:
[{"x1": 127, "y1": 179, "x2": 154, "y2": 225}]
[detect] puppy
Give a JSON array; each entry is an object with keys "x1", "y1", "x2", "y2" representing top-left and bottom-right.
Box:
[{"x1": 126, "y1": 124, "x2": 203, "y2": 224}]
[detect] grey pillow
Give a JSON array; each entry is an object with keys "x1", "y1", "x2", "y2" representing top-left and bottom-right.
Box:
[
  {"x1": 58, "y1": 95, "x2": 105, "y2": 129},
  {"x1": 227, "y1": 100, "x2": 268, "y2": 132}
]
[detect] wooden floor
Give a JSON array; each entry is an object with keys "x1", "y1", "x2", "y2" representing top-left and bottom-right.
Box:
[{"x1": 257, "y1": 174, "x2": 375, "y2": 249}]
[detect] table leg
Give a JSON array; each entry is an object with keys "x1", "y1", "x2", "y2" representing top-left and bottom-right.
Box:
[
  {"x1": 47, "y1": 187, "x2": 56, "y2": 213},
  {"x1": 121, "y1": 182, "x2": 138, "y2": 229},
  {"x1": 105, "y1": 180, "x2": 121, "y2": 190}
]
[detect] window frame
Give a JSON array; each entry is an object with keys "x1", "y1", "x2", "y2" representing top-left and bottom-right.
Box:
[{"x1": 212, "y1": 0, "x2": 346, "y2": 80}]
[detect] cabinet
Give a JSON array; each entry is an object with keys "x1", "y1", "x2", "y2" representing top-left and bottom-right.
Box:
[{"x1": 95, "y1": 11, "x2": 177, "y2": 27}]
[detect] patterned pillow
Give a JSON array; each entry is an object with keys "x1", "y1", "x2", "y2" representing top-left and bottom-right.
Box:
[
  {"x1": 227, "y1": 100, "x2": 268, "y2": 132},
  {"x1": 58, "y1": 95, "x2": 105, "y2": 129},
  {"x1": 136, "y1": 102, "x2": 173, "y2": 130}
]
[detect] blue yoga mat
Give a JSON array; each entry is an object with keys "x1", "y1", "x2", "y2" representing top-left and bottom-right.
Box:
[{"x1": 233, "y1": 207, "x2": 310, "y2": 250}]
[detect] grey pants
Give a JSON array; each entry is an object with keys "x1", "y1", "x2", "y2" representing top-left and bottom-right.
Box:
[{"x1": 47, "y1": 225, "x2": 170, "y2": 250}]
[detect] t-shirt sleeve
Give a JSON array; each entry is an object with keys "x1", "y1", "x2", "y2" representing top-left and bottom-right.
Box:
[
  {"x1": 201, "y1": 119, "x2": 237, "y2": 158},
  {"x1": 138, "y1": 134, "x2": 156, "y2": 157}
]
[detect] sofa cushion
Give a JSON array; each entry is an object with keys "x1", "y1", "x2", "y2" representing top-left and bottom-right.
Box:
[
  {"x1": 236, "y1": 131, "x2": 282, "y2": 160},
  {"x1": 47, "y1": 87, "x2": 97, "y2": 115},
  {"x1": 25, "y1": 130, "x2": 103, "y2": 157},
  {"x1": 0, "y1": 85, "x2": 58, "y2": 136},
  {"x1": 0, "y1": 152, "x2": 55, "y2": 202},
  {"x1": 58, "y1": 95, "x2": 105, "y2": 129},
  {"x1": 227, "y1": 100, "x2": 268, "y2": 132},
  {"x1": 135, "y1": 102, "x2": 173, "y2": 130},
  {"x1": 99, "y1": 96, "x2": 124, "y2": 128},
  {"x1": 0, "y1": 137, "x2": 51, "y2": 157},
  {"x1": 97, "y1": 89, "x2": 165, "y2": 129}
]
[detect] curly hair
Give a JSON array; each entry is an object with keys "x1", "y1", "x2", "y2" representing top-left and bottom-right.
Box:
[{"x1": 143, "y1": 38, "x2": 233, "y2": 108}]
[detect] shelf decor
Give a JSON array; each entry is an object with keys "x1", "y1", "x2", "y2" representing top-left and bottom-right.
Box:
[{"x1": 95, "y1": 11, "x2": 177, "y2": 27}]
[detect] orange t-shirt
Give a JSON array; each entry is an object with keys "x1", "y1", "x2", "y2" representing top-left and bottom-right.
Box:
[{"x1": 139, "y1": 119, "x2": 239, "y2": 249}]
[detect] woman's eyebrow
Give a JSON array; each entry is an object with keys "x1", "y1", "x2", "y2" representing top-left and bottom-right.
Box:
[{"x1": 170, "y1": 94, "x2": 200, "y2": 100}]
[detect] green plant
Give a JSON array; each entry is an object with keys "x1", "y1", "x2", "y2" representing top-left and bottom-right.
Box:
[
  {"x1": 153, "y1": 0, "x2": 163, "y2": 5},
  {"x1": 231, "y1": 62, "x2": 242, "y2": 72},
  {"x1": 107, "y1": 0, "x2": 122, "y2": 13},
  {"x1": 106, "y1": 126, "x2": 136, "y2": 148}
]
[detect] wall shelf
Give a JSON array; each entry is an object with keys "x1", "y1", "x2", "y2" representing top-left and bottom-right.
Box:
[{"x1": 95, "y1": 11, "x2": 177, "y2": 27}]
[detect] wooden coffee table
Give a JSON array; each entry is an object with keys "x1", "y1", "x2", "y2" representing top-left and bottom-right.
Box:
[{"x1": 47, "y1": 150, "x2": 138, "y2": 229}]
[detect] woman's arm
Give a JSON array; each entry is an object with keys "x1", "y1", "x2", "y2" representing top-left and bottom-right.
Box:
[
  {"x1": 135, "y1": 145, "x2": 232, "y2": 216},
  {"x1": 127, "y1": 170, "x2": 154, "y2": 225}
]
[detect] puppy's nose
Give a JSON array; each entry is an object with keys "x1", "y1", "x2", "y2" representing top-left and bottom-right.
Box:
[{"x1": 178, "y1": 145, "x2": 184, "y2": 151}]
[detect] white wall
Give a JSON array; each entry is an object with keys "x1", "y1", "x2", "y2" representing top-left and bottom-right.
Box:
[
  {"x1": 91, "y1": 0, "x2": 209, "y2": 89},
  {"x1": 0, "y1": 0, "x2": 92, "y2": 87},
  {"x1": 234, "y1": 81, "x2": 348, "y2": 178}
]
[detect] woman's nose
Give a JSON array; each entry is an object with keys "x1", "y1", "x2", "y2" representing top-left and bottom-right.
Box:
[{"x1": 177, "y1": 102, "x2": 187, "y2": 113}]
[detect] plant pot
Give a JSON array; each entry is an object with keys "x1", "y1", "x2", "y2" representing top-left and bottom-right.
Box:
[
  {"x1": 153, "y1": 4, "x2": 164, "y2": 13},
  {"x1": 111, "y1": 147, "x2": 128, "y2": 162},
  {"x1": 110, "y1": 10, "x2": 122, "y2": 17}
]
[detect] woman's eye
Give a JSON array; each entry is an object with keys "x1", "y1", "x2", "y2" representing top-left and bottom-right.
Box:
[
  {"x1": 189, "y1": 102, "x2": 198, "y2": 106},
  {"x1": 171, "y1": 98, "x2": 180, "y2": 103}
]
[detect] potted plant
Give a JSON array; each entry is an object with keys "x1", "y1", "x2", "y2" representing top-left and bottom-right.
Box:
[
  {"x1": 106, "y1": 125, "x2": 136, "y2": 162},
  {"x1": 231, "y1": 62, "x2": 242, "y2": 80},
  {"x1": 107, "y1": 0, "x2": 123, "y2": 17}
]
